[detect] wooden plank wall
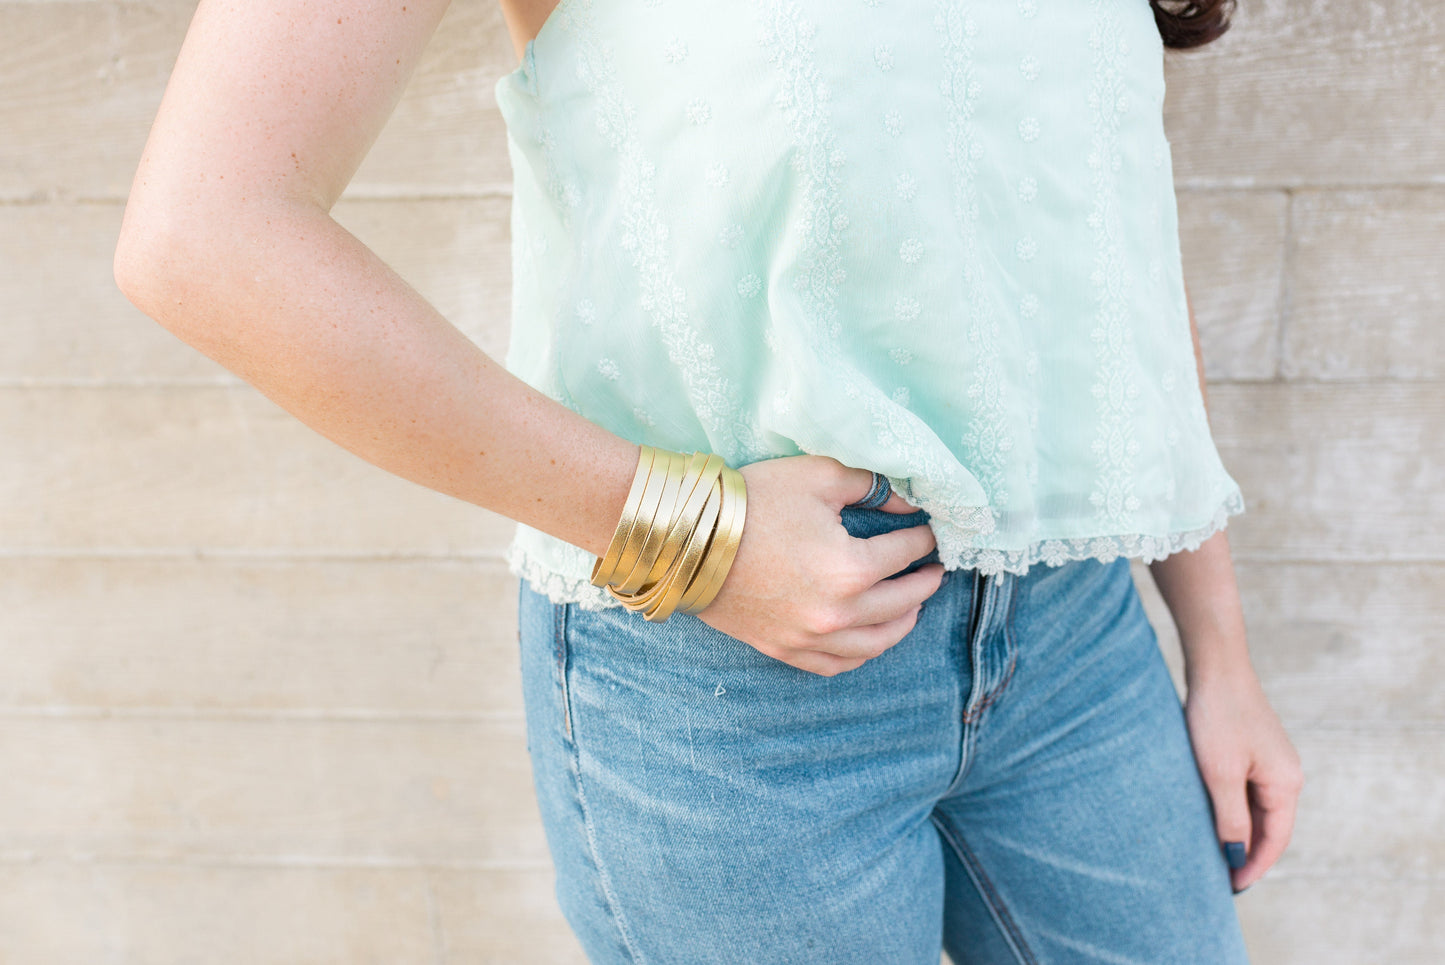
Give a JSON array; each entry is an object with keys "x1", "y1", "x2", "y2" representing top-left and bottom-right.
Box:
[{"x1": 1, "y1": 1, "x2": 1440, "y2": 961}]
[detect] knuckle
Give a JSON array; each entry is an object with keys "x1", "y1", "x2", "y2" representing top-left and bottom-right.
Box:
[{"x1": 802, "y1": 606, "x2": 847, "y2": 636}]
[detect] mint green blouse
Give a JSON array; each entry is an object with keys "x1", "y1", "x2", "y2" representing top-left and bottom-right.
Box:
[{"x1": 494, "y1": 0, "x2": 1245, "y2": 608}]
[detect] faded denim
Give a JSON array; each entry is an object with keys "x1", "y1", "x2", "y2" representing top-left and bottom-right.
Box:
[{"x1": 515, "y1": 498, "x2": 1250, "y2": 964}]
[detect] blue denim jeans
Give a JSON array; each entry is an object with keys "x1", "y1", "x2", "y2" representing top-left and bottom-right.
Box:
[{"x1": 516, "y1": 486, "x2": 1250, "y2": 963}]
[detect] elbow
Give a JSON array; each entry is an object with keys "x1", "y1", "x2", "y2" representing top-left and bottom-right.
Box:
[{"x1": 114, "y1": 203, "x2": 178, "y2": 323}]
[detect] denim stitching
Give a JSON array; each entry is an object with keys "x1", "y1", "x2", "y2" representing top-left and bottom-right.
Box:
[
  {"x1": 556, "y1": 607, "x2": 646, "y2": 963},
  {"x1": 930, "y1": 808, "x2": 1038, "y2": 965},
  {"x1": 554, "y1": 603, "x2": 574, "y2": 742},
  {"x1": 963, "y1": 577, "x2": 1020, "y2": 724}
]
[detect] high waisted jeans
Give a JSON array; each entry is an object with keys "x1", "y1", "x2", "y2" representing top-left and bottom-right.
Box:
[{"x1": 515, "y1": 492, "x2": 1250, "y2": 964}]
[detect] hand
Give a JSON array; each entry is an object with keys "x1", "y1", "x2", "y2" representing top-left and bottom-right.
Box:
[
  {"x1": 1183, "y1": 661, "x2": 1305, "y2": 893},
  {"x1": 695, "y1": 455, "x2": 945, "y2": 677}
]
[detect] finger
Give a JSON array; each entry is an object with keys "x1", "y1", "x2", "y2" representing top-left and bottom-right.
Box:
[
  {"x1": 1200, "y1": 766, "x2": 1254, "y2": 883},
  {"x1": 1234, "y1": 778, "x2": 1300, "y2": 891},
  {"x1": 877, "y1": 490, "x2": 923, "y2": 514},
  {"x1": 855, "y1": 523, "x2": 939, "y2": 582},
  {"x1": 847, "y1": 563, "x2": 945, "y2": 627},
  {"x1": 812, "y1": 604, "x2": 924, "y2": 660},
  {"x1": 777, "y1": 648, "x2": 870, "y2": 678},
  {"x1": 832, "y1": 464, "x2": 885, "y2": 508}
]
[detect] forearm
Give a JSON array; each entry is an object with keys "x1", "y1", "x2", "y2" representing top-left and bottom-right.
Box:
[
  {"x1": 1148, "y1": 286, "x2": 1254, "y2": 687},
  {"x1": 115, "y1": 197, "x2": 636, "y2": 559}
]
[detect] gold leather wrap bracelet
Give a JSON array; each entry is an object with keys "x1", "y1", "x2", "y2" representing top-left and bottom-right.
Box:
[{"x1": 589, "y1": 444, "x2": 748, "y2": 622}]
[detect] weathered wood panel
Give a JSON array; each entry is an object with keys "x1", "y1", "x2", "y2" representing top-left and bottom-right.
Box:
[
  {"x1": 0, "y1": 558, "x2": 523, "y2": 715},
  {"x1": 0, "y1": 386, "x2": 517, "y2": 553},
  {"x1": 0, "y1": 1, "x2": 516, "y2": 202},
  {"x1": 1208, "y1": 382, "x2": 1445, "y2": 562},
  {"x1": 1163, "y1": 0, "x2": 1445, "y2": 187},
  {"x1": 1176, "y1": 190, "x2": 1288, "y2": 382},
  {"x1": 0, "y1": 718, "x2": 549, "y2": 865},
  {"x1": 1236, "y1": 875, "x2": 1445, "y2": 965},
  {"x1": 1283, "y1": 189, "x2": 1445, "y2": 380},
  {"x1": 1137, "y1": 561, "x2": 1445, "y2": 724},
  {"x1": 0, "y1": 863, "x2": 586, "y2": 965}
]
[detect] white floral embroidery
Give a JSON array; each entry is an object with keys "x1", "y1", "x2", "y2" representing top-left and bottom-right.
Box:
[
  {"x1": 686, "y1": 98, "x2": 713, "y2": 125},
  {"x1": 737, "y1": 273, "x2": 762, "y2": 298},
  {"x1": 892, "y1": 386, "x2": 911, "y2": 406},
  {"x1": 891, "y1": 347, "x2": 915, "y2": 364},
  {"x1": 937, "y1": 0, "x2": 1015, "y2": 523},
  {"x1": 1015, "y1": 236, "x2": 1038, "y2": 261},
  {"x1": 1019, "y1": 54, "x2": 1041, "y2": 81},
  {"x1": 759, "y1": 0, "x2": 996, "y2": 561},
  {"x1": 874, "y1": 44, "x2": 895, "y2": 71},
  {"x1": 596, "y1": 357, "x2": 620, "y2": 381},
  {"x1": 1086, "y1": 0, "x2": 1142, "y2": 524},
  {"x1": 1017, "y1": 176, "x2": 1038, "y2": 203},
  {"x1": 664, "y1": 36, "x2": 689, "y2": 64},
  {"x1": 576, "y1": 299, "x2": 596, "y2": 325},
  {"x1": 899, "y1": 238, "x2": 925, "y2": 264},
  {"x1": 895, "y1": 296, "x2": 921, "y2": 321},
  {"x1": 895, "y1": 172, "x2": 918, "y2": 201},
  {"x1": 884, "y1": 109, "x2": 904, "y2": 136},
  {"x1": 705, "y1": 163, "x2": 731, "y2": 187},
  {"x1": 633, "y1": 407, "x2": 656, "y2": 427},
  {"x1": 718, "y1": 223, "x2": 744, "y2": 248},
  {"x1": 1018, "y1": 116, "x2": 1041, "y2": 142}
]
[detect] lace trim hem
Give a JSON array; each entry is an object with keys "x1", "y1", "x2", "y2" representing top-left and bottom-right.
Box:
[{"x1": 508, "y1": 488, "x2": 1246, "y2": 608}]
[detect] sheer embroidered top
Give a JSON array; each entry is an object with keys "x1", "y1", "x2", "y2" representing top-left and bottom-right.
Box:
[{"x1": 492, "y1": 0, "x2": 1246, "y2": 609}]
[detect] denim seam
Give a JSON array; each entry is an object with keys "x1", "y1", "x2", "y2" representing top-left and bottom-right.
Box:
[
  {"x1": 556, "y1": 606, "x2": 647, "y2": 964},
  {"x1": 963, "y1": 579, "x2": 1020, "y2": 724},
  {"x1": 941, "y1": 573, "x2": 984, "y2": 798},
  {"x1": 554, "y1": 603, "x2": 574, "y2": 742},
  {"x1": 930, "y1": 809, "x2": 1037, "y2": 965}
]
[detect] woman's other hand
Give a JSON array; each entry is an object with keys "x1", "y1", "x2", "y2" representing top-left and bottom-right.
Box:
[
  {"x1": 1184, "y1": 664, "x2": 1305, "y2": 893},
  {"x1": 696, "y1": 455, "x2": 945, "y2": 677}
]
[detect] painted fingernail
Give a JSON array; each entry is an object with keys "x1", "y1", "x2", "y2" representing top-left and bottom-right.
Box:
[{"x1": 1222, "y1": 841, "x2": 1248, "y2": 869}]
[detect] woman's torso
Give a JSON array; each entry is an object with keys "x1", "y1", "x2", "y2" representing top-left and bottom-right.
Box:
[{"x1": 493, "y1": 0, "x2": 1245, "y2": 607}]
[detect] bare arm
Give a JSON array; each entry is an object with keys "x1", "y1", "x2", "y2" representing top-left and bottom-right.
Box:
[
  {"x1": 113, "y1": 0, "x2": 636, "y2": 559},
  {"x1": 1146, "y1": 289, "x2": 1251, "y2": 686},
  {"x1": 1147, "y1": 286, "x2": 1303, "y2": 893},
  {"x1": 113, "y1": 0, "x2": 944, "y2": 676}
]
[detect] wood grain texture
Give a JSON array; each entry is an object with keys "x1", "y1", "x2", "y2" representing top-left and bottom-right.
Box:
[
  {"x1": 1283, "y1": 189, "x2": 1445, "y2": 379},
  {"x1": 0, "y1": 717, "x2": 549, "y2": 865},
  {"x1": 1176, "y1": 190, "x2": 1288, "y2": 381},
  {"x1": 0, "y1": 1, "x2": 516, "y2": 202},
  {"x1": 1162, "y1": 0, "x2": 1445, "y2": 187},
  {"x1": 1208, "y1": 382, "x2": 1445, "y2": 562},
  {"x1": 0, "y1": 864, "x2": 586, "y2": 965},
  {"x1": 0, "y1": 386, "x2": 517, "y2": 553},
  {"x1": 0, "y1": 558, "x2": 523, "y2": 715}
]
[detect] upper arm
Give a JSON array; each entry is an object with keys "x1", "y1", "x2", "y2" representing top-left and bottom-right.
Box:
[{"x1": 123, "y1": 0, "x2": 453, "y2": 225}]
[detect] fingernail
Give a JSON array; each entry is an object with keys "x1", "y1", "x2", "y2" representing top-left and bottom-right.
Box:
[{"x1": 1222, "y1": 841, "x2": 1247, "y2": 869}]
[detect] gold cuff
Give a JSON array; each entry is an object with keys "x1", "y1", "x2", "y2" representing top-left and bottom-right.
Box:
[{"x1": 591, "y1": 446, "x2": 748, "y2": 622}]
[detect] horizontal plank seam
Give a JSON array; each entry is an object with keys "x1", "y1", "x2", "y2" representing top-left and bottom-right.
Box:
[
  {"x1": 0, "y1": 706, "x2": 526, "y2": 722},
  {"x1": 0, "y1": 852, "x2": 553, "y2": 872}
]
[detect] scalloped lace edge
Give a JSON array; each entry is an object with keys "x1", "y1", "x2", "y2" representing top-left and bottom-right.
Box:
[{"x1": 507, "y1": 488, "x2": 1246, "y2": 609}]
